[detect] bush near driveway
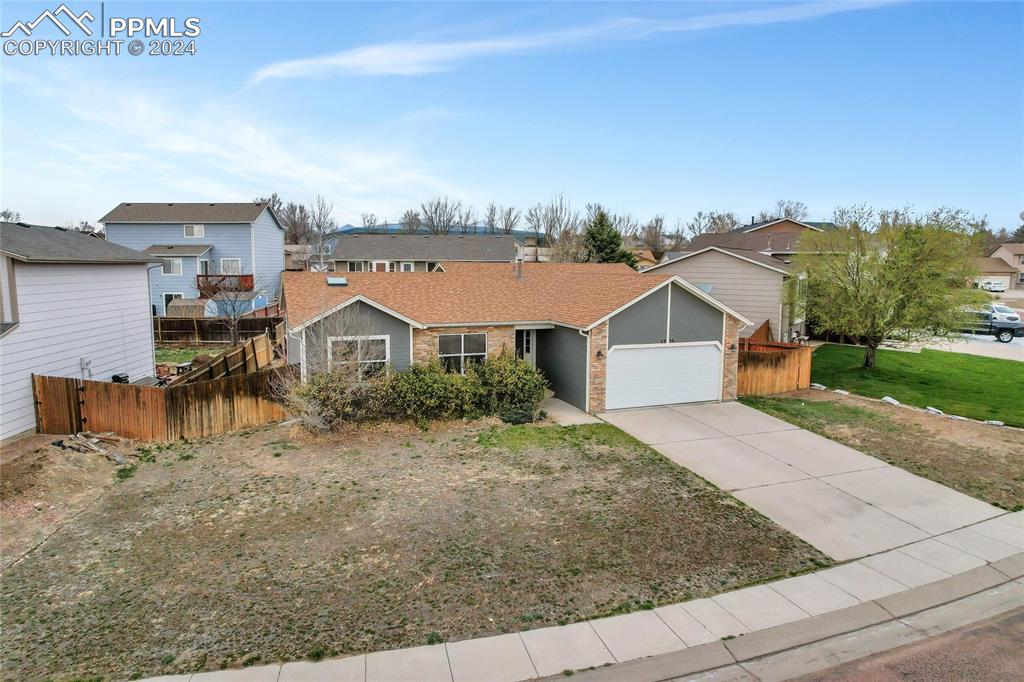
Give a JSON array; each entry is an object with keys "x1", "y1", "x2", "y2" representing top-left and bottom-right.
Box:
[{"x1": 811, "y1": 343, "x2": 1024, "y2": 427}]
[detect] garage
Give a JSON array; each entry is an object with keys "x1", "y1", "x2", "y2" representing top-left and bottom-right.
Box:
[
  {"x1": 979, "y1": 275, "x2": 1011, "y2": 290},
  {"x1": 605, "y1": 342, "x2": 723, "y2": 410}
]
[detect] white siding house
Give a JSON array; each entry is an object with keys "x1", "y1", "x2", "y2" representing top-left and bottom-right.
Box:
[{"x1": 0, "y1": 223, "x2": 156, "y2": 441}]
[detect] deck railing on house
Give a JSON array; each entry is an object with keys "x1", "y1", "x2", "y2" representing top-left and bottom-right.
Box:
[{"x1": 196, "y1": 273, "x2": 254, "y2": 292}]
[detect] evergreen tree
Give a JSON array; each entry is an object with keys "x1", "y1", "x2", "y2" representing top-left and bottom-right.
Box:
[
  {"x1": 583, "y1": 209, "x2": 637, "y2": 267},
  {"x1": 1011, "y1": 224, "x2": 1024, "y2": 243}
]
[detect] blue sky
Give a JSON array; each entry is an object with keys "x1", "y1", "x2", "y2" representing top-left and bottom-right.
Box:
[{"x1": 2, "y1": 1, "x2": 1021, "y2": 229}]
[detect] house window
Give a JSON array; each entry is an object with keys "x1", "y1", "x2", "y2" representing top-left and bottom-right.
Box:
[
  {"x1": 161, "y1": 258, "x2": 182, "y2": 276},
  {"x1": 438, "y1": 333, "x2": 486, "y2": 373},
  {"x1": 1018, "y1": 273, "x2": 1024, "y2": 284},
  {"x1": 400, "y1": 262, "x2": 415, "y2": 272},
  {"x1": 183, "y1": 224, "x2": 205, "y2": 238},
  {"x1": 163, "y1": 292, "x2": 183, "y2": 314},
  {"x1": 220, "y1": 258, "x2": 242, "y2": 275},
  {"x1": 328, "y1": 335, "x2": 389, "y2": 378},
  {"x1": 426, "y1": 262, "x2": 438, "y2": 272},
  {"x1": 348, "y1": 261, "x2": 364, "y2": 273},
  {"x1": 198, "y1": 259, "x2": 209, "y2": 275}
]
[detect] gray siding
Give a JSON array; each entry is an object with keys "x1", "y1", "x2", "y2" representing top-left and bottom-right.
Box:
[
  {"x1": 608, "y1": 287, "x2": 668, "y2": 346},
  {"x1": 302, "y1": 301, "x2": 412, "y2": 374},
  {"x1": 252, "y1": 209, "x2": 284, "y2": 300},
  {"x1": 0, "y1": 262, "x2": 155, "y2": 440},
  {"x1": 655, "y1": 251, "x2": 783, "y2": 338},
  {"x1": 669, "y1": 283, "x2": 724, "y2": 343},
  {"x1": 536, "y1": 325, "x2": 588, "y2": 410},
  {"x1": 105, "y1": 222, "x2": 255, "y2": 311}
]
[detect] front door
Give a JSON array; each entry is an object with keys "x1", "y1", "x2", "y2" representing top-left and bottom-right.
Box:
[
  {"x1": 515, "y1": 329, "x2": 536, "y2": 367},
  {"x1": 372, "y1": 261, "x2": 389, "y2": 272}
]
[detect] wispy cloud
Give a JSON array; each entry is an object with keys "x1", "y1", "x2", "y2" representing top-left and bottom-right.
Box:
[{"x1": 251, "y1": 2, "x2": 896, "y2": 83}]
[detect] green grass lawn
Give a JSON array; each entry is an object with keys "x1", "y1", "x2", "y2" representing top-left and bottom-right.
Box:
[
  {"x1": 155, "y1": 346, "x2": 217, "y2": 365},
  {"x1": 811, "y1": 343, "x2": 1024, "y2": 427}
]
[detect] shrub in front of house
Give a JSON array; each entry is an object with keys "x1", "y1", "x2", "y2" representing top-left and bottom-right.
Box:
[
  {"x1": 474, "y1": 352, "x2": 549, "y2": 416},
  {"x1": 372, "y1": 360, "x2": 487, "y2": 422},
  {"x1": 291, "y1": 370, "x2": 373, "y2": 430}
]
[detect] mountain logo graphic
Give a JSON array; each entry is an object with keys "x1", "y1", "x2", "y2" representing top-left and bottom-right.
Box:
[{"x1": 2, "y1": 4, "x2": 95, "y2": 38}]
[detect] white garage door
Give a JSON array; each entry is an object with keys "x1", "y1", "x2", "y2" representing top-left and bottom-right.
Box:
[
  {"x1": 980, "y1": 276, "x2": 1011, "y2": 288},
  {"x1": 605, "y1": 342, "x2": 722, "y2": 410}
]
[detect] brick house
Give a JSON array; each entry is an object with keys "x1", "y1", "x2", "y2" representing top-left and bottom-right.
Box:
[{"x1": 282, "y1": 262, "x2": 750, "y2": 413}]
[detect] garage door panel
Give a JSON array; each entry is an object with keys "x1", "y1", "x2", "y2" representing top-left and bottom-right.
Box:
[{"x1": 606, "y1": 343, "x2": 721, "y2": 410}]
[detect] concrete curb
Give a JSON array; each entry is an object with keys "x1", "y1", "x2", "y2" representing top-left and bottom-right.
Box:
[{"x1": 552, "y1": 571, "x2": 1024, "y2": 681}]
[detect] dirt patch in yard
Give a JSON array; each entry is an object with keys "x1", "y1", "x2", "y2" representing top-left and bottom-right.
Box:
[
  {"x1": 1, "y1": 420, "x2": 826, "y2": 681},
  {"x1": 743, "y1": 391, "x2": 1023, "y2": 511}
]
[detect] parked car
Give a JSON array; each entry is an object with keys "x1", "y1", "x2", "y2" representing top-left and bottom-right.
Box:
[
  {"x1": 962, "y1": 309, "x2": 1024, "y2": 343},
  {"x1": 981, "y1": 281, "x2": 1008, "y2": 293},
  {"x1": 984, "y1": 303, "x2": 1021, "y2": 323}
]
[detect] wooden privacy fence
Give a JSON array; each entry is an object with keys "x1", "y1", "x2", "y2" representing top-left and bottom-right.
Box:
[
  {"x1": 737, "y1": 339, "x2": 813, "y2": 396},
  {"x1": 32, "y1": 366, "x2": 293, "y2": 441},
  {"x1": 154, "y1": 316, "x2": 284, "y2": 345},
  {"x1": 172, "y1": 327, "x2": 283, "y2": 385}
]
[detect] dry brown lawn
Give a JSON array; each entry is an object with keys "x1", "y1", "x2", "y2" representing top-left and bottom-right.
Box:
[{"x1": 1, "y1": 420, "x2": 827, "y2": 681}]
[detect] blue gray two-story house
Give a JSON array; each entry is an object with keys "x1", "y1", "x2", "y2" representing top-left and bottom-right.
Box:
[{"x1": 101, "y1": 202, "x2": 285, "y2": 316}]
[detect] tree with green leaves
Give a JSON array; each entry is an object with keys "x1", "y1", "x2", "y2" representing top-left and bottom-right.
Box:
[
  {"x1": 797, "y1": 205, "x2": 986, "y2": 369},
  {"x1": 583, "y1": 208, "x2": 637, "y2": 268}
]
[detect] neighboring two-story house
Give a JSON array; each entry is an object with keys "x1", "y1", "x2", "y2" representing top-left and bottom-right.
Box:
[
  {"x1": 331, "y1": 233, "x2": 517, "y2": 273},
  {"x1": 1, "y1": 222, "x2": 156, "y2": 441},
  {"x1": 989, "y1": 243, "x2": 1024, "y2": 290},
  {"x1": 101, "y1": 202, "x2": 285, "y2": 315}
]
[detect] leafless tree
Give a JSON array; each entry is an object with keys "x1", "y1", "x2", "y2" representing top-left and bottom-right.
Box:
[
  {"x1": 757, "y1": 199, "x2": 809, "y2": 223},
  {"x1": 308, "y1": 194, "x2": 337, "y2": 272},
  {"x1": 255, "y1": 193, "x2": 284, "y2": 216},
  {"x1": 401, "y1": 209, "x2": 422, "y2": 234},
  {"x1": 498, "y1": 206, "x2": 521, "y2": 234},
  {"x1": 639, "y1": 215, "x2": 666, "y2": 254},
  {"x1": 525, "y1": 203, "x2": 543, "y2": 238},
  {"x1": 457, "y1": 205, "x2": 477, "y2": 234},
  {"x1": 279, "y1": 202, "x2": 311, "y2": 244},
  {"x1": 421, "y1": 196, "x2": 461, "y2": 234},
  {"x1": 483, "y1": 202, "x2": 498, "y2": 233},
  {"x1": 361, "y1": 212, "x2": 378, "y2": 232},
  {"x1": 0, "y1": 208, "x2": 21, "y2": 222},
  {"x1": 686, "y1": 210, "x2": 739, "y2": 239},
  {"x1": 196, "y1": 267, "x2": 272, "y2": 346}
]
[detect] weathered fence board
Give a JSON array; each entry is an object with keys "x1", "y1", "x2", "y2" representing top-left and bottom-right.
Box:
[
  {"x1": 31, "y1": 366, "x2": 293, "y2": 442},
  {"x1": 81, "y1": 381, "x2": 168, "y2": 441},
  {"x1": 31, "y1": 374, "x2": 83, "y2": 435},
  {"x1": 153, "y1": 316, "x2": 283, "y2": 345},
  {"x1": 173, "y1": 332, "x2": 277, "y2": 385},
  {"x1": 737, "y1": 340, "x2": 812, "y2": 396}
]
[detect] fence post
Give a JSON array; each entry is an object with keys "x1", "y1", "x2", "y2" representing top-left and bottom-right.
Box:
[{"x1": 156, "y1": 316, "x2": 162, "y2": 344}]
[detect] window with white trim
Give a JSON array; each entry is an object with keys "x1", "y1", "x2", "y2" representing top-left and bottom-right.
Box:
[
  {"x1": 328, "y1": 335, "x2": 389, "y2": 378},
  {"x1": 438, "y1": 333, "x2": 486, "y2": 373},
  {"x1": 161, "y1": 258, "x2": 182, "y2": 276},
  {"x1": 198, "y1": 259, "x2": 209, "y2": 275},
  {"x1": 1019, "y1": 273, "x2": 1024, "y2": 284},
  {"x1": 348, "y1": 261, "x2": 364, "y2": 273},
  {"x1": 183, "y1": 224, "x2": 205, "y2": 238},
  {"x1": 400, "y1": 262, "x2": 415, "y2": 272},
  {"x1": 220, "y1": 258, "x2": 242, "y2": 275}
]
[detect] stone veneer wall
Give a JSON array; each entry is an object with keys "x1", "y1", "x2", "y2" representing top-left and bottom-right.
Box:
[
  {"x1": 586, "y1": 322, "x2": 609, "y2": 413},
  {"x1": 412, "y1": 326, "x2": 516, "y2": 363},
  {"x1": 722, "y1": 317, "x2": 741, "y2": 400}
]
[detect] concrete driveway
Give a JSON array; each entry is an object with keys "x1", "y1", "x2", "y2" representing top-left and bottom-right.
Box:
[{"x1": 599, "y1": 402, "x2": 1004, "y2": 561}]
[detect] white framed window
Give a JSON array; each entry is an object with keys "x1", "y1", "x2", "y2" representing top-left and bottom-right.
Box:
[
  {"x1": 161, "y1": 258, "x2": 183, "y2": 276},
  {"x1": 400, "y1": 262, "x2": 415, "y2": 272},
  {"x1": 163, "y1": 292, "x2": 183, "y2": 314},
  {"x1": 438, "y1": 333, "x2": 487, "y2": 374},
  {"x1": 220, "y1": 258, "x2": 242, "y2": 275},
  {"x1": 348, "y1": 261, "x2": 364, "y2": 273},
  {"x1": 1018, "y1": 273, "x2": 1024, "y2": 284},
  {"x1": 183, "y1": 224, "x2": 205, "y2": 238},
  {"x1": 1019, "y1": 255, "x2": 1024, "y2": 265},
  {"x1": 198, "y1": 259, "x2": 209, "y2": 275},
  {"x1": 328, "y1": 335, "x2": 389, "y2": 378}
]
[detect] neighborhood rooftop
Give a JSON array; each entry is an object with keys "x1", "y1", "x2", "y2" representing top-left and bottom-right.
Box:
[
  {"x1": 686, "y1": 230, "x2": 806, "y2": 253},
  {"x1": 283, "y1": 262, "x2": 729, "y2": 330},
  {"x1": 100, "y1": 202, "x2": 274, "y2": 224},
  {"x1": 649, "y1": 246, "x2": 793, "y2": 273},
  {"x1": 730, "y1": 218, "x2": 837, "y2": 233},
  {"x1": 332, "y1": 233, "x2": 518, "y2": 262},
  {"x1": 0, "y1": 222, "x2": 156, "y2": 264}
]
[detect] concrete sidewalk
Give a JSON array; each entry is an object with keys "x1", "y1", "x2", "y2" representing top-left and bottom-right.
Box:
[{"x1": 600, "y1": 402, "x2": 1005, "y2": 561}]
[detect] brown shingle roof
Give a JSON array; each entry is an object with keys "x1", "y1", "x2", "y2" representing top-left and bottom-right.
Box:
[
  {"x1": 284, "y1": 262, "x2": 688, "y2": 330},
  {"x1": 100, "y1": 202, "x2": 276, "y2": 225},
  {"x1": 332, "y1": 233, "x2": 517, "y2": 262},
  {"x1": 972, "y1": 257, "x2": 1017, "y2": 274},
  {"x1": 994, "y1": 243, "x2": 1024, "y2": 254},
  {"x1": 686, "y1": 231, "x2": 805, "y2": 254}
]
